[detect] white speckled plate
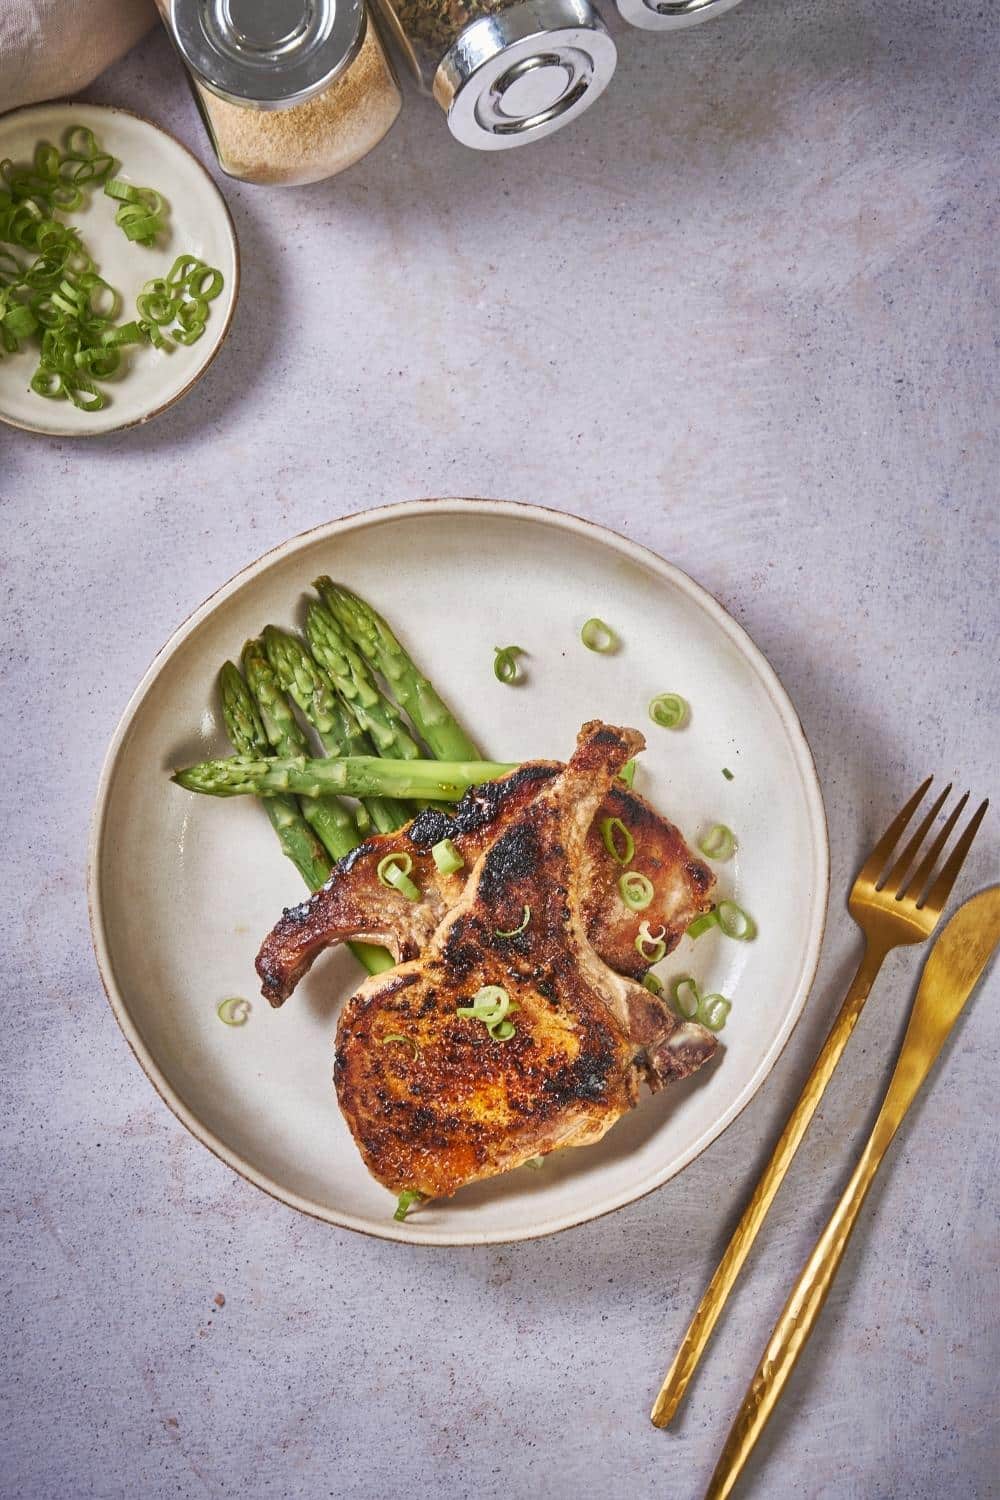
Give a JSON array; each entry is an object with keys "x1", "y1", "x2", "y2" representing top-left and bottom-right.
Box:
[
  {"x1": 89, "y1": 500, "x2": 829, "y2": 1245},
  {"x1": 0, "y1": 102, "x2": 238, "y2": 436}
]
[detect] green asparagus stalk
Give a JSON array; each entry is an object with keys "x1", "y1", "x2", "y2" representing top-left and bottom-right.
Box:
[
  {"x1": 173, "y1": 754, "x2": 517, "y2": 802},
  {"x1": 219, "y1": 662, "x2": 332, "y2": 891},
  {"x1": 241, "y1": 638, "x2": 361, "y2": 860},
  {"x1": 241, "y1": 641, "x2": 394, "y2": 977},
  {"x1": 261, "y1": 625, "x2": 410, "y2": 836},
  {"x1": 303, "y1": 601, "x2": 423, "y2": 762},
  {"x1": 314, "y1": 579, "x2": 481, "y2": 762}
]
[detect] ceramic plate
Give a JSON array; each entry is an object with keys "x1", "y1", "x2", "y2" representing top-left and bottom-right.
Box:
[
  {"x1": 0, "y1": 102, "x2": 238, "y2": 436},
  {"x1": 89, "y1": 500, "x2": 829, "y2": 1245}
]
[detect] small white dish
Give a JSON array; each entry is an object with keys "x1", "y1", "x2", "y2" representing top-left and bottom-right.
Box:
[
  {"x1": 0, "y1": 102, "x2": 238, "y2": 436},
  {"x1": 89, "y1": 500, "x2": 829, "y2": 1245}
]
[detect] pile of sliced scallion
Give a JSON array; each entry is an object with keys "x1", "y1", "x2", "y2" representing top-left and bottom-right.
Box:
[{"x1": 0, "y1": 124, "x2": 224, "y2": 412}]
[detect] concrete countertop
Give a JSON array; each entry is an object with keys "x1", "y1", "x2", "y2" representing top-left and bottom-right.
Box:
[{"x1": 2, "y1": 1, "x2": 997, "y2": 1495}]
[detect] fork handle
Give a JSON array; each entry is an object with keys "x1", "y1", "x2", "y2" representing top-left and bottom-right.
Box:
[
  {"x1": 651, "y1": 938, "x2": 890, "y2": 1428},
  {"x1": 703, "y1": 1005, "x2": 948, "y2": 1500}
]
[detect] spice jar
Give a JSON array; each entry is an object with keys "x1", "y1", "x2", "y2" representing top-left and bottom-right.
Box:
[
  {"x1": 154, "y1": 0, "x2": 401, "y2": 184},
  {"x1": 373, "y1": 0, "x2": 616, "y2": 149},
  {"x1": 614, "y1": 0, "x2": 742, "y2": 32}
]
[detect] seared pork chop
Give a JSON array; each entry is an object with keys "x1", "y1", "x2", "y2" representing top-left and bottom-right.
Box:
[
  {"x1": 257, "y1": 766, "x2": 714, "y2": 1006},
  {"x1": 332, "y1": 723, "x2": 718, "y2": 1201}
]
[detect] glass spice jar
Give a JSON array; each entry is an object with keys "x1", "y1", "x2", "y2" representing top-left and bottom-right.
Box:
[
  {"x1": 614, "y1": 0, "x2": 743, "y2": 32},
  {"x1": 372, "y1": 0, "x2": 617, "y2": 149},
  {"x1": 154, "y1": 0, "x2": 401, "y2": 185}
]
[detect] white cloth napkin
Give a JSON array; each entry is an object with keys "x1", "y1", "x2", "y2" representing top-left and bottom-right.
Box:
[{"x1": 1, "y1": 0, "x2": 155, "y2": 115}]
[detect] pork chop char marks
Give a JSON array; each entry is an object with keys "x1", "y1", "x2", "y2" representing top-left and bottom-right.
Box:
[
  {"x1": 333, "y1": 722, "x2": 718, "y2": 1201},
  {"x1": 256, "y1": 764, "x2": 714, "y2": 1006}
]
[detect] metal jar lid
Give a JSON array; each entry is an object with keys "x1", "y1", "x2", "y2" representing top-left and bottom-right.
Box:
[
  {"x1": 169, "y1": 0, "x2": 365, "y2": 108},
  {"x1": 614, "y1": 0, "x2": 743, "y2": 31},
  {"x1": 433, "y1": 0, "x2": 617, "y2": 151}
]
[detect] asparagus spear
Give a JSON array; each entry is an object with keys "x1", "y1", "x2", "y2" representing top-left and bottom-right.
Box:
[
  {"x1": 219, "y1": 662, "x2": 332, "y2": 891},
  {"x1": 173, "y1": 754, "x2": 517, "y2": 802},
  {"x1": 261, "y1": 625, "x2": 409, "y2": 835},
  {"x1": 241, "y1": 641, "x2": 394, "y2": 977},
  {"x1": 314, "y1": 579, "x2": 481, "y2": 762},
  {"x1": 303, "y1": 601, "x2": 423, "y2": 762},
  {"x1": 241, "y1": 638, "x2": 360, "y2": 860}
]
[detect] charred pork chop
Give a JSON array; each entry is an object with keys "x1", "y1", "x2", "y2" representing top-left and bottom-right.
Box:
[
  {"x1": 332, "y1": 723, "x2": 718, "y2": 1202},
  {"x1": 257, "y1": 766, "x2": 714, "y2": 1006}
]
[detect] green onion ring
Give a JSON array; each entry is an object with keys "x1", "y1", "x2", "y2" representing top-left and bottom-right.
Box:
[
  {"x1": 431, "y1": 837, "x2": 464, "y2": 875},
  {"x1": 619, "y1": 871, "x2": 654, "y2": 911},
  {"x1": 580, "y1": 617, "x2": 618, "y2": 653},
  {"x1": 716, "y1": 900, "x2": 757, "y2": 941},
  {"x1": 217, "y1": 996, "x2": 251, "y2": 1027},
  {"x1": 642, "y1": 972, "x2": 665, "y2": 996},
  {"x1": 493, "y1": 644, "x2": 525, "y2": 684},
  {"x1": 381, "y1": 1032, "x2": 419, "y2": 1057},
  {"x1": 699, "y1": 824, "x2": 735, "y2": 861},
  {"x1": 376, "y1": 852, "x2": 420, "y2": 902},
  {"x1": 671, "y1": 976, "x2": 700, "y2": 1020},
  {"x1": 698, "y1": 993, "x2": 731, "y2": 1031},
  {"x1": 648, "y1": 693, "x2": 688, "y2": 730},
  {"x1": 634, "y1": 921, "x2": 668, "y2": 964},
  {"x1": 599, "y1": 816, "x2": 634, "y2": 866},
  {"x1": 619, "y1": 758, "x2": 637, "y2": 789},
  {"x1": 394, "y1": 1190, "x2": 423, "y2": 1222},
  {"x1": 686, "y1": 911, "x2": 719, "y2": 939},
  {"x1": 496, "y1": 905, "x2": 531, "y2": 937}
]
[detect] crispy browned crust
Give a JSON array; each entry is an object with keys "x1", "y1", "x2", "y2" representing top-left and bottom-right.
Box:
[
  {"x1": 256, "y1": 766, "x2": 714, "y2": 1005},
  {"x1": 331, "y1": 722, "x2": 718, "y2": 1201}
]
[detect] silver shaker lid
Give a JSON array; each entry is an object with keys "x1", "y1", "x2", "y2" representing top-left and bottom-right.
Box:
[
  {"x1": 614, "y1": 0, "x2": 743, "y2": 32},
  {"x1": 169, "y1": 0, "x2": 365, "y2": 107},
  {"x1": 434, "y1": 0, "x2": 617, "y2": 151}
]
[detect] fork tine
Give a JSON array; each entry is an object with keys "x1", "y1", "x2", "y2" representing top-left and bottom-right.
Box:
[
  {"x1": 917, "y1": 798, "x2": 990, "y2": 913},
  {"x1": 878, "y1": 783, "x2": 953, "y2": 893},
  {"x1": 857, "y1": 777, "x2": 933, "y2": 887},
  {"x1": 897, "y1": 792, "x2": 969, "y2": 903}
]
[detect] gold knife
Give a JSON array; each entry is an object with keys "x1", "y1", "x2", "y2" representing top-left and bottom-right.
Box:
[{"x1": 705, "y1": 886, "x2": 1000, "y2": 1500}]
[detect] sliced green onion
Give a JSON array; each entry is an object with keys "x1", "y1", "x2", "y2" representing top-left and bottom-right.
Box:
[
  {"x1": 619, "y1": 758, "x2": 636, "y2": 789},
  {"x1": 394, "y1": 1190, "x2": 423, "y2": 1222},
  {"x1": 493, "y1": 644, "x2": 525, "y2": 684},
  {"x1": 524, "y1": 1155, "x2": 545, "y2": 1170},
  {"x1": 699, "y1": 824, "x2": 735, "y2": 861},
  {"x1": 376, "y1": 852, "x2": 420, "y2": 902},
  {"x1": 217, "y1": 996, "x2": 251, "y2": 1027},
  {"x1": 672, "y1": 977, "x2": 700, "y2": 1020},
  {"x1": 716, "y1": 900, "x2": 756, "y2": 941},
  {"x1": 642, "y1": 972, "x2": 664, "y2": 997},
  {"x1": 619, "y1": 871, "x2": 654, "y2": 911},
  {"x1": 431, "y1": 837, "x2": 464, "y2": 874},
  {"x1": 635, "y1": 921, "x2": 668, "y2": 964},
  {"x1": 686, "y1": 911, "x2": 719, "y2": 939},
  {"x1": 457, "y1": 984, "x2": 518, "y2": 1040},
  {"x1": 381, "y1": 1032, "x2": 419, "y2": 1058},
  {"x1": 599, "y1": 816, "x2": 634, "y2": 866},
  {"x1": 698, "y1": 993, "x2": 731, "y2": 1031},
  {"x1": 722, "y1": 767, "x2": 735, "y2": 781},
  {"x1": 580, "y1": 617, "x2": 618, "y2": 653},
  {"x1": 496, "y1": 904, "x2": 531, "y2": 938},
  {"x1": 649, "y1": 693, "x2": 688, "y2": 730}
]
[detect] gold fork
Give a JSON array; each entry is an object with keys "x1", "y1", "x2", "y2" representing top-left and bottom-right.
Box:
[{"x1": 651, "y1": 778, "x2": 989, "y2": 1428}]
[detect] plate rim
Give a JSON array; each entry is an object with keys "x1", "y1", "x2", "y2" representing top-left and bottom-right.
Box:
[
  {"x1": 87, "y1": 497, "x2": 830, "y2": 1246},
  {"x1": 0, "y1": 100, "x2": 240, "y2": 438}
]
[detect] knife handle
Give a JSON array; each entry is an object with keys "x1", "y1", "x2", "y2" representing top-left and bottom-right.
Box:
[
  {"x1": 703, "y1": 946, "x2": 978, "y2": 1500},
  {"x1": 651, "y1": 939, "x2": 889, "y2": 1429}
]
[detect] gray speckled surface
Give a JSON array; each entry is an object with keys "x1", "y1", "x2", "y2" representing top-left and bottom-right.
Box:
[{"x1": 2, "y1": 0, "x2": 999, "y2": 1495}]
